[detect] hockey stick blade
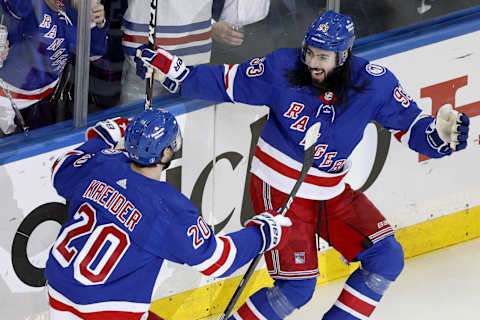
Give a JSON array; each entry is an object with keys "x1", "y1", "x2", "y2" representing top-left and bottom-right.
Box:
[
  {"x1": 144, "y1": 0, "x2": 158, "y2": 110},
  {"x1": 219, "y1": 122, "x2": 321, "y2": 320}
]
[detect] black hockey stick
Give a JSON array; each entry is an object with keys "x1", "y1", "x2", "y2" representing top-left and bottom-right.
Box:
[
  {"x1": 144, "y1": 0, "x2": 158, "y2": 110},
  {"x1": 219, "y1": 122, "x2": 321, "y2": 320}
]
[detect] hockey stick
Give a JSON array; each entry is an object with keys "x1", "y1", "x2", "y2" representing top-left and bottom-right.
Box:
[
  {"x1": 219, "y1": 122, "x2": 321, "y2": 320},
  {"x1": 144, "y1": 0, "x2": 158, "y2": 110}
]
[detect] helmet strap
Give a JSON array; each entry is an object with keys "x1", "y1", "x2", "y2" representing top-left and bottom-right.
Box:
[
  {"x1": 158, "y1": 147, "x2": 174, "y2": 169},
  {"x1": 158, "y1": 160, "x2": 171, "y2": 170}
]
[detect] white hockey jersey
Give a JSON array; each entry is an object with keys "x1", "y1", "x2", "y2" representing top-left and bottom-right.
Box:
[{"x1": 122, "y1": 0, "x2": 212, "y2": 66}]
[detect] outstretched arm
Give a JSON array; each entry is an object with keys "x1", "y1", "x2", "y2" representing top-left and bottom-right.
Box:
[
  {"x1": 373, "y1": 71, "x2": 470, "y2": 158},
  {"x1": 135, "y1": 46, "x2": 280, "y2": 106},
  {"x1": 153, "y1": 210, "x2": 291, "y2": 278}
]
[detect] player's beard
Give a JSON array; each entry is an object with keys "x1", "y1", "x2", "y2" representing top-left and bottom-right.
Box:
[
  {"x1": 309, "y1": 67, "x2": 326, "y2": 87},
  {"x1": 309, "y1": 66, "x2": 343, "y2": 92}
]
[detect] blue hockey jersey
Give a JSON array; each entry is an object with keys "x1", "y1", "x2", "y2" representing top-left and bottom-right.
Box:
[
  {"x1": 0, "y1": 0, "x2": 107, "y2": 109},
  {"x1": 181, "y1": 48, "x2": 444, "y2": 200},
  {"x1": 45, "y1": 137, "x2": 264, "y2": 319}
]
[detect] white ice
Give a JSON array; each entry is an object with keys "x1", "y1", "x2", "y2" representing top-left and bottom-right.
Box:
[{"x1": 291, "y1": 237, "x2": 480, "y2": 319}]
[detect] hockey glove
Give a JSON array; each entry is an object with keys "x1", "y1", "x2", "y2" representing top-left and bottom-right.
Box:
[
  {"x1": 245, "y1": 211, "x2": 292, "y2": 253},
  {"x1": 0, "y1": 103, "x2": 17, "y2": 134},
  {"x1": 426, "y1": 104, "x2": 469, "y2": 155},
  {"x1": 135, "y1": 45, "x2": 190, "y2": 81},
  {"x1": 85, "y1": 117, "x2": 130, "y2": 149},
  {"x1": 135, "y1": 64, "x2": 181, "y2": 94}
]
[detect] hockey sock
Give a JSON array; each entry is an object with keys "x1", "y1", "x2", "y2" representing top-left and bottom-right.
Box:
[
  {"x1": 323, "y1": 268, "x2": 382, "y2": 320},
  {"x1": 228, "y1": 287, "x2": 282, "y2": 320},
  {"x1": 229, "y1": 279, "x2": 316, "y2": 320},
  {"x1": 323, "y1": 236, "x2": 404, "y2": 319}
]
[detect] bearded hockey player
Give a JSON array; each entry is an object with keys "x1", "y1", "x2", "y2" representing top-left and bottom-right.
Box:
[
  {"x1": 45, "y1": 108, "x2": 292, "y2": 320},
  {"x1": 134, "y1": 10, "x2": 470, "y2": 320}
]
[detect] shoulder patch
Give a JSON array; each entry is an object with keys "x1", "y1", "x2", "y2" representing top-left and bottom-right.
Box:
[
  {"x1": 101, "y1": 149, "x2": 122, "y2": 155},
  {"x1": 365, "y1": 63, "x2": 386, "y2": 77}
]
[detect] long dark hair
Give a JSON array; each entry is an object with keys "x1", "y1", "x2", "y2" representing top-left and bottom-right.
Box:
[{"x1": 285, "y1": 51, "x2": 370, "y2": 107}]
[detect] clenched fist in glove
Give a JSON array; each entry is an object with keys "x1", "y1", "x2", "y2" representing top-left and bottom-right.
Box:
[
  {"x1": 134, "y1": 45, "x2": 190, "y2": 93},
  {"x1": 86, "y1": 117, "x2": 130, "y2": 149},
  {"x1": 245, "y1": 211, "x2": 292, "y2": 253},
  {"x1": 427, "y1": 104, "x2": 470, "y2": 155}
]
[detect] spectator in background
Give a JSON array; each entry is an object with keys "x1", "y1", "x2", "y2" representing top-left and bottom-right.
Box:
[
  {"x1": 87, "y1": 0, "x2": 128, "y2": 111},
  {"x1": 210, "y1": 0, "x2": 270, "y2": 65},
  {"x1": 58, "y1": 0, "x2": 129, "y2": 120},
  {"x1": 210, "y1": 0, "x2": 324, "y2": 65},
  {"x1": 120, "y1": 0, "x2": 213, "y2": 105},
  {"x1": 0, "y1": 0, "x2": 107, "y2": 136},
  {"x1": 120, "y1": 0, "x2": 246, "y2": 105}
]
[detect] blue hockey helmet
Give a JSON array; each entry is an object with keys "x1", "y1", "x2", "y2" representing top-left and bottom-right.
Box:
[
  {"x1": 302, "y1": 10, "x2": 355, "y2": 66},
  {"x1": 125, "y1": 108, "x2": 182, "y2": 165}
]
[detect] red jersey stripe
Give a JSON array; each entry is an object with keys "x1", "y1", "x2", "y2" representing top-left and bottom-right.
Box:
[
  {"x1": 0, "y1": 87, "x2": 54, "y2": 100},
  {"x1": 236, "y1": 302, "x2": 261, "y2": 320},
  {"x1": 201, "y1": 237, "x2": 231, "y2": 276},
  {"x1": 254, "y1": 146, "x2": 347, "y2": 187},
  {"x1": 49, "y1": 294, "x2": 145, "y2": 320},
  {"x1": 123, "y1": 31, "x2": 211, "y2": 46},
  {"x1": 337, "y1": 289, "x2": 376, "y2": 317}
]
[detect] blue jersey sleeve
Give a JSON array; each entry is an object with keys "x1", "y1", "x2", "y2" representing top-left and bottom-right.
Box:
[
  {"x1": 51, "y1": 137, "x2": 111, "y2": 200},
  {"x1": 0, "y1": 0, "x2": 33, "y2": 18},
  {"x1": 373, "y1": 70, "x2": 422, "y2": 132},
  {"x1": 372, "y1": 68, "x2": 447, "y2": 158},
  {"x1": 181, "y1": 50, "x2": 286, "y2": 108},
  {"x1": 143, "y1": 193, "x2": 263, "y2": 278}
]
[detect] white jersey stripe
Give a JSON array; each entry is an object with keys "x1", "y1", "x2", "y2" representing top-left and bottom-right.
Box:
[
  {"x1": 369, "y1": 227, "x2": 394, "y2": 239},
  {"x1": 268, "y1": 250, "x2": 318, "y2": 279},
  {"x1": 251, "y1": 157, "x2": 346, "y2": 200},
  {"x1": 344, "y1": 284, "x2": 378, "y2": 306},
  {"x1": 246, "y1": 298, "x2": 268, "y2": 320},
  {"x1": 250, "y1": 138, "x2": 349, "y2": 200},
  {"x1": 190, "y1": 236, "x2": 224, "y2": 271},
  {"x1": 209, "y1": 236, "x2": 237, "y2": 278},
  {"x1": 51, "y1": 150, "x2": 84, "y2": 186},
  {"x1": 190, "y1": 236, "x2": 237, "y2": 278},
  {"x1": 224, "y1": 64, "x2": 239, "y2": 102},
  {"x1": 48, "y1": 285, "x2": 150, "y2": 313}
]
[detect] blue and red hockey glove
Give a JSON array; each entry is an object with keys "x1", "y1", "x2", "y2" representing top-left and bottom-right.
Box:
[
  {"x1": 245, "y1": 211, "x2": 292, "y2": 253},
  {"x1": 134, "y1": 45, "x2": 190, "y2": 93},
  {"x1": 85, "y1": 117, "x2": 130, "y2": 149}
]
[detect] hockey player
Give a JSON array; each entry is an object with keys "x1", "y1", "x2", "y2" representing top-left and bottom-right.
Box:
[
  {"x1": 44, "y1": 108, "x2": 292, "y2": 320},
  {"x1": 134, "y1": 11, "x2": 470, "y2": 320},
  {"x1": 0, "y1": 0, "x2": 107, "y2": 134}
]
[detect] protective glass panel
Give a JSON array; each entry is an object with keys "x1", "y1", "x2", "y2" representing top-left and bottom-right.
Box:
[
  {"x1": 0, "y1": 0, "x2": 71, "y2": 136},
  {"x1": 341, "y1": 0, "x2": 480, "y2": 39},
  {"x1": 210, "y1": 0, "x2": 327, "y2": 64},
  {"x1": 0, "y1": 0, "x2": 108, "y2": 138}
]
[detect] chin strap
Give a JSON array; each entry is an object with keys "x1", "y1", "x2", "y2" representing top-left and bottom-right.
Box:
[{"x1": 158, "y1": 160, "x2": 171, "y2": 169}]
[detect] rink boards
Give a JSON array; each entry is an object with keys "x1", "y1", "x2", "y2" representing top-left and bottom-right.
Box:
[{"x1": 0, "y1": 8, "x2": 479, "y2": 320}]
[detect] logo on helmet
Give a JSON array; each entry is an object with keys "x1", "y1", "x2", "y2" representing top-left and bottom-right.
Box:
[{"x1": 317, "y1": 23, "x2": 330, "y2": 33}]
